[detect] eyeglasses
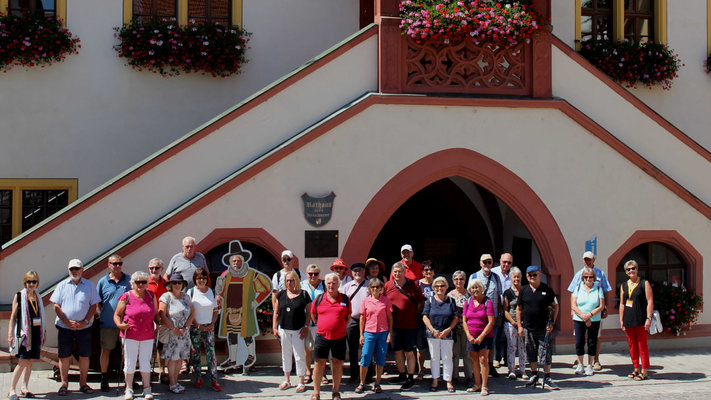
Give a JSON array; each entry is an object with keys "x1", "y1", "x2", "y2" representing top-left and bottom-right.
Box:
[
  {"x1": 482, "y1": 260, "x2": 493, "y2": 265},
  {"x1": 528, "y1": 273, "x2": 539, "y2": 277},
  {"x1": 282, "y1": 258, "x2": 292, "y2": 263},
  {"x1": 333, "y1": 267, "x2": 345, "y2": 271},
  {"x1": 433, "y1": 285, "x2": 446, "y2": 288},
  {"x1": 453, "y1": 278, "x2": 464, "y2": 281},
  {"x1": 626, "y1": 267, "x2": 637, "y2": 272},
  {"x1": 110, "y1": 262, "x2": 123, "y2": 266},
  {"x1": 26, "y1": 280, "x2": 38, "y2": 285},
  {"x1": 582, "y1": 276, "x2": 595, "y2": 280},
  {"x1": 502, "y1": 261, "x2": 512, "y2": 264},
  {"x1": 196, "y1": 277, "x2": 208, "y2": 281},
  {"x1": 285, "y1": 280, "x2": 295, "y2": 283},
  {"x1": 134, "y1": 281, "x2": 147, "y2": 285},
  {"x1": 370, "y1": 286, "x2": 382, "y2": 289},
  {"x1": 69, "y1": 267, "x2": 82, "y2": 272},
  {"x1": 308, "y1": 272, "x2": 320, "y2": 276},
  {"x1": 149, "y1": 267, "x2": 161, "y2": 271}
]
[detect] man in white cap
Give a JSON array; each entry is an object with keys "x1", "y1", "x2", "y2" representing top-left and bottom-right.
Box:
[
  {"x1": 389, "y1": 244, "x2": 422, "y2": 281},
  {"x1": 163, "y1": 236, "x2": 208, "y2": 289},
  {"x1": 271, "y1": 250, "x2": 305, "y2": 307},
  {"x1": 567, "y1": 251, "x2": 612, "y2": 371}
]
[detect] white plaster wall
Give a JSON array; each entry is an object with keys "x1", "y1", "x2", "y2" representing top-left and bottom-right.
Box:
[
  {"x1": 68, "y1": 104, "x2": 711, "y2": 333},
  {"x1": 0, "y1": 34, "x2": 379, "y2": 302},
  {"x1": 552, "y1": 45, "x2": 711, "y2": 209},
  {"x1": 0, "y1": 0, "x2": 360, "y2": 195},
  {"x1": 551, "y1": 0, "x2": 577, "y2": 48}
]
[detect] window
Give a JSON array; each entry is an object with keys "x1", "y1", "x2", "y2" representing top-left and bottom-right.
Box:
[
  {"x1": 132, "y1": 0, "x2": 178, "y2": 24},
  {"x1": 188, "y1": 0, "x2": 230, "y2": 26},
  {"x1": 581, "y1": 0, "x2": 613, "y2": 43},
  {"x1": 615, "y1": 242, "x2": 686, "y2": 292},
  {"x1": 0, "y1": 179, "x2": 77, "y2": 247},
  {"x1": 623, "y1": 0, "x2": 654, "y2": 43},
  {"x1": 8, "y1": 0, "x2": 55, "y2": 17}
]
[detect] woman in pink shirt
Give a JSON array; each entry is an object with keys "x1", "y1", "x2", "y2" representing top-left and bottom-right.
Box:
[
  {"x1": 463, "y1": 280, "x2": 495, "y2": 396},
  {"x1": 114, "y1": 271, "x2": 159, "y2": 400},
  {"x1": 357, "y1": 278, "x2": 393, "y2": 394}
]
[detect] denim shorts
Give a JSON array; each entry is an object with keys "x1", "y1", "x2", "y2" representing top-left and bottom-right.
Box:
[
  {"x1": 466, "y1": 336, "x2": 493, "y2": 352},
  {"x1": 361, "y1": 331, "x2": 389, "y2": 366},
  {"x1": 57, "y1": 325, "x2": 92, "y2": 359}
]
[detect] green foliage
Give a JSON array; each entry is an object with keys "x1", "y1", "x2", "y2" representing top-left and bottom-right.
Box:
[{"x1": 652, "y1": 281, "x2": 703, "y2": 336}]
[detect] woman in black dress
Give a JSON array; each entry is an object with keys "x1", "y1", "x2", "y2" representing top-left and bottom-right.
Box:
[
  {"x1": 7, "y1": 271, "x2": 45, "y2": 400},
  {"x1": 619, "y1": 260, "x2": 654, "y2": 381}
]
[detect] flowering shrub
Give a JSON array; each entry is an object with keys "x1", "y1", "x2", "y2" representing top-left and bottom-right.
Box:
[
  {"x1": 705, "y1": 53, "x2": 711, "y2": 75},
  {"x1": 114, "y1": 19, "x2": 251, "y2": 78},
  {"x1": 578, "y1": 39, "x2": 683, "y2": 90},
  {"x1": 400, "y1": 0, "x2": 544, "y2": 47},
  {"x1": 256, "y1": 299, "x2": 273, "y2": 336},
  {"x1": 652, "y1": 281, "x2": 703, "y2": 336},
  {"x1": 0, "y1": 12, "x2": 80, "y2": 73}
]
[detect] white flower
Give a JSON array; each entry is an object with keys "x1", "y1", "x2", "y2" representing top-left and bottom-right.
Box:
[{"x1": 203, "y1": 41, "x2": 209, "y2": 45}]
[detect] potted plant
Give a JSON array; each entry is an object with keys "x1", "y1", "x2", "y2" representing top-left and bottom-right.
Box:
[{"x1": 652, "y1": 281, "x2": 703, "y2": 336}]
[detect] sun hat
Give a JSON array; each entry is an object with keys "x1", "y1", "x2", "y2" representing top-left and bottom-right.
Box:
[
  {"x1": 165, "y1": 273, "x2": 188, "y2": 289},
  {"x1": 365, "y1": 258, "x2": 386, "y2": 274},
  {"x1": 330, "y1": 258, "x2": 348, "y2": 271}
]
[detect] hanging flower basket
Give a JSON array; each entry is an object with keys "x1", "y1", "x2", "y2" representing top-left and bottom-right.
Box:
[
  {"x1": 113, "y1": 19, "x2": 251, "y2": 78},
  {"x1": 651, "y1": 281, "x2": 703, "y2": 336},
  {"x1": 399, "y1": 0, "x2": 544, "y2": 48},
  {"x1": 578, "y1": 39, "x2": 683, "y2": 90},
  {"x1": 0, "y1": 12, "x2": 80, "y2": 73}
]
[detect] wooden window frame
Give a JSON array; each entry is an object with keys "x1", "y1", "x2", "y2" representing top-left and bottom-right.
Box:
[
  {"x1": 576, "y1": 0, "x2": 667, "y2": 50},
  {"x1": 0, "y1": 0, "x2": 66, "y2": 23},
  {"x1": 580, "y1": 0, "x2": 614, "y2": 44},
  {"x1": 130, "y1": 0, "x2": 179, "y2": 24},
  {"x1": 123, "y1": 0, "x2": 242, "y2": 26},
  {"x1": 623, "y1": 0, "x2": 655, "y2": 43},
  {"x1": 187, "y1": 0, "x2": 232, "y2": 26},
  {"x1": 0, "y1": 179, "x2": 78, "y2": 241}
]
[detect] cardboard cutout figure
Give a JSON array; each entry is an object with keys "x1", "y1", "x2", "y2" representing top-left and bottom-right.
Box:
[{"x1": 215, "y1": 240, "x2": 272, "y2": 372}]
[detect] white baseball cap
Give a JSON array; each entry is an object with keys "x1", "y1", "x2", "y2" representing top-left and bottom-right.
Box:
[
  {"x1": 401, "y1": 244, "x2": 413, "y2": 253},
  {"x1": 281, "y1": 250, "x2": 294, "y2": 259},
  {"x1": 583, "y1": 251, "x2": 596, "y2": 260},
  {"x1": 68, "y1": 259, "x2": 83, "y2": 269}
]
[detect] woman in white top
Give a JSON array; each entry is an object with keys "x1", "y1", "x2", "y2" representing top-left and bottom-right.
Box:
[{"x1": 188, "y1": 269, "x2": 222, "y2": 392}]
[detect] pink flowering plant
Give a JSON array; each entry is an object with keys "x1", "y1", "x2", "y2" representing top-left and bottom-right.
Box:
[
  {"x1": 399, "y1": 0, "x2": 543, "y2": 47},
  {"x1": 651, "y1": 281, "x2": 703, "y2": 336},
  {"x1": 579, "y1": 39, "x2": 683, "y2": 90},
  {"x1": 0, "y1": 12, "x2": 80, "y2": 73},
  {"x1": 114, "y1": 18, "x2": 251, "y2": 78}
]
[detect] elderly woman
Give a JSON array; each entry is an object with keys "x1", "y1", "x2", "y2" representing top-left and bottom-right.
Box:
[
  {"x1": 311, "y1": 273, "x2": 351, "y2": 400},
  {"x1": 448, "y1": 270, "x2": 473, "y2": 385},
  {"x1": 357, "y1": 278, "x2": 392, "y2": 394},
  {"x1": 301, "y1": 264, "x2": 326, "y2": 384},
  {"x1": 114, "y1": 271, "x2": 159, "y2": 400},
  {"x1": 423, "y1": 276, "x2": 459, "y2": 393},
  {"x1": 7, "y1": 271, "x2": 45, "y2": 400},
  {"x1": 273, "y1": 270, "x2": 312, "y2": 393},
  {"x1": 187, "y1": 268, "x2": 222, "y2": 391},
  {"x1": 619, "y1": 260, "x2": 654, "y2": 381},
  {"x1": 365, "y1": 258, "x2": 388, "y2": 283},
  {"x1": 571, "y1": 267, "x2": 604, "y2": 376},
  {"x1": 463, "y1": 280, "x2": 495, "y2": 396},
  {"x1": 503, "y1": 267, "x2": 527, "y2": 380},
  {"x1": 159, "y1": 273, "x2": 195, "y2": 394}
]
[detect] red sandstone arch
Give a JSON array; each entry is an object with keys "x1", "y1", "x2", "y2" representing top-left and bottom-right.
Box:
[
  {"x1": 341, "y1": 148, "x2": 574, "y2": 330},
  {"x1": 197, "y1": 227, "x2": 299, "y2": 271}
]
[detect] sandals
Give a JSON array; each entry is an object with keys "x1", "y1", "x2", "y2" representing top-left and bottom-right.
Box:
[
  {"x1": 447, "y1": 384, "x2": 456, "y2": 393},
  {"x1": 415, "y1": 373, "x2": 425, "y2": 382},
  {"x1": 355, "y1": 384, "x2": 365, "y2": 394},
  {"x1": 7, "y1": 393, "x2": 19, "y2": 400},
  {"x1": 634, "y1": 373, "x2": 648, "y2": 381},
  {"x1": 627, "y1": 371, "x2": 640, "y2": 379},
  {"x1": 332, "y1": 392, "x2": 342, "y2": 400},
  {"x1": 278, "y1": 381, "x2": 292, "y2": 390},
  {"x1": 79, "y1": 385, "x2": 94, "y2": 394},
  {"x1": 296, "y1": 384, "x2": 307, "y2": 393},
  {"x1": 304, "y1": 375, "x2": 313, "y2": 384},
  {"x1": 57, "y1": 386, "x2": 68, "y2": 396},
  {"x1": 481, "y1": 386, "x2": 489, "y2": 396},
  {"x1": 430, "y1": 379, "x2": 439, "y2": 391},
  {"x1": 169, "y1": 384, "x2": 184, "y2": 394},
  {"x1": 310, "y1": 395, "x2": 320, "y2": 400},
  {"x1": 467, "y1": 384, "x2": 481, "y2": 393},
  {"x1": 374, "y1": 384, "x2": 383, "y2": 394},
  {"x1": 321, "y1": 376, "x2": 331, "y2": 385},
  {"x1": 20, "y1": 390, "x2": 34, "y2": 399}
]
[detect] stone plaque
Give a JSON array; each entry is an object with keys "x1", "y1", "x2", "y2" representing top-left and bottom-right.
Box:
[{"x1": 302, "y1": 192, "x2": 336, "y2": 227}]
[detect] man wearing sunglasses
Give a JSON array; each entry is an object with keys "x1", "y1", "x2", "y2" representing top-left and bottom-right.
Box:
[
  {"x1": 96, "y1": 254, "x2": 131, "y2": 391},
  {"x1": 491, "y1": 253, "x2": 514, "y2": 370},
  {"x1": 468, "y1": 254, "x2": 503, "y2": 377},
  {"x1": 567, "y1": 251, "x2": 612, "y2": 371},
  {"x1": 271, "y1": 250, "x2": 305, "y2": 308},
  {"x1": 164, "y1": 236, "x2": 208, "y2": 290}
]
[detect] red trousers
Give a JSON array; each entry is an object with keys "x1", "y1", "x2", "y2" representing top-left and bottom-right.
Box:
[{"x1": 625, "y1": 325, "x2": 650, "y2": 369}]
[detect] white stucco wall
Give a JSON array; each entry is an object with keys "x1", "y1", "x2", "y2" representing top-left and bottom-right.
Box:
[
  {"x1": 551, "y1": 0, "x2": 576, "y2": 48},
  {"x1": 0, "y1": 0, "x2": 360, "y2": 195}
]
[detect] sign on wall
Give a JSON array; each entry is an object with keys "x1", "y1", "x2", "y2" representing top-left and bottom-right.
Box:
[
  {"x1": 305, "y1": 230, "x2": 339, "y2": 258},
  {"x1": 585, "y1": 235, "x2": 597, "y2": 255},
  {"x1": 301, "y1": 192, "x2": 336, "y2": 227}
]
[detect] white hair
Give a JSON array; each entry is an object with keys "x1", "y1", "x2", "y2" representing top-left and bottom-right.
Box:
[
  {"x1": 182, "y1": 236, "x2": 196, "y2": 245},
  {"x1": 324, "y1": 272, "x2": 341, "y2": 287},
  {"x1": 131, "y1": 271, "x2": 149, "y2": 286}
]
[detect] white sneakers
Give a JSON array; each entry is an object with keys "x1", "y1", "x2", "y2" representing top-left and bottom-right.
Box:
[
  {"x1": 584, "y1": 365, "x2": 594, "y2": 376},
  {"x1": 124, "y1": 388, "x2": 134, "y2": 400},
  {"x1": 575, "y1": 364, "x2": 595, "y2": 376},
  {"x1": 574, "y1": 364, "x2": 584, "y2": 375}
]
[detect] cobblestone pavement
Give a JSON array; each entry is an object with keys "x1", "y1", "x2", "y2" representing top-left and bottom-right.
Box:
[{"x1": 1, "y1": 348, "x2": 709, "y2": 399}]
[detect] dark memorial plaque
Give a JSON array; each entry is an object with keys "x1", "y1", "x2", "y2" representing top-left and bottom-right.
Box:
[
  {"x1": 305, "y1": 230, "x2": 338, "y2": 258},
  {"x1": 302, "y1": 192, "x2": 336, "y2": 227}
]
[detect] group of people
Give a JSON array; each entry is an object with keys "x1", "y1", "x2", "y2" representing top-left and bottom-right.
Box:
[{"x1": 6, "y1": 239, "x2": 656, "y2": 400}]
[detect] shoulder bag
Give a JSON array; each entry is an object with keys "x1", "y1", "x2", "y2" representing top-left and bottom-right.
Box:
[
  {"x1": 157, "y1": 293, "x2": 171, "y2": 344},
  {"x1": 9, "y1": 292, "x2": 25, "y2": 356}
]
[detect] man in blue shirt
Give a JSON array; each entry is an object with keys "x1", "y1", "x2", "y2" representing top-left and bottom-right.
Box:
[
  {"x1": 567, "y1": 251, "x2": 612, "y2": 371},
  {"x1": 50, "y1": 259, "x2": 101, "y2": 396},
  {"x1": 96, "y1": 254, "x2": 131, "y2": 391}
]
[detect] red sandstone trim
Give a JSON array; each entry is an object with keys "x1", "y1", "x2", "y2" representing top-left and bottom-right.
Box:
[{"x1": 196, "y1": 228, "x2": 298, "y2": 271}]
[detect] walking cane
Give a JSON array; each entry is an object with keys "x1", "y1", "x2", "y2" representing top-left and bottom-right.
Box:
[{"x1": 117, "y1": 337, "x2": 125, "y2": 395}]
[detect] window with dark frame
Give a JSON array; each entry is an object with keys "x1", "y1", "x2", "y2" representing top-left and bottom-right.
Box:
[
  {"x1": 21, "y1": 189, "x2": 69, "y2": 233},
  {"x1": 132, "y1": 0, "x2": 178, "y2": 25},
  {"x1": 8, "y1": 0, "x2": 56, "y2": 18},
  {"x1": 0, "y1": 190, "x2": 12, "y2": 246},
  {"x1": 581, "y1": 0, "x2": 612, "y2": 43},
  {"x1": 188, "y1": 0, "x2": 231, "y2": 26},
  {"x1": 623, "y1": 0, "x2": 654, "y2": 43},
  {"x1": 616, "y1": 242, "x2": 686, "y2": 294}
]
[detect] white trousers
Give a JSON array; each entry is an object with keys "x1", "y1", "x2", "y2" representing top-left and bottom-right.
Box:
[
  {"x1": 279, "y1": 328, "x2": 306, "y2": 377},
  {"x1": 427, "y1": 338, "x2": 454, "y2": 381},
  {"x1": 124, "y1": 338, "x2": 153, "y2": 374}
]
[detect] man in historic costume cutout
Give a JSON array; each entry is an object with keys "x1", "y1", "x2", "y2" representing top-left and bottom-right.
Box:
[{"x1": 215, "y1": 240, "x2": 272, "y2": 371}]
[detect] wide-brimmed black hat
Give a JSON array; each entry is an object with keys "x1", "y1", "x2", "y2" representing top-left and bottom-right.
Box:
[
  {"x1": 221, "y1": 240, "x2": 253, "y2": 267},
  {"x1": 165, "y1": 273, "x2": 188, "y2": 289}
]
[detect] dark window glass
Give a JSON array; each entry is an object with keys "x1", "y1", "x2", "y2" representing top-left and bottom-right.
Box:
[
  {"x1": 624, "y1": 0, "x2": 654, "y2": 42},
  {"x1": 203, "y1": 241, "x2": 280, "y2": 289},
  {"x1": 188, "y1": 0, "x2": 231, "y2": 26},
  {"x1": 133, "y1": 0, "x2": 178, "y2": 25},
  {"x1": 0, "y1": 190, "x2": 12, "y2": 246},
  {"x1": 581, "y1": 0, "x2": 612, "y2": 43},
  {"x1": 616, "y1": 242, "x2": 686, "y2": 294},
  {"x1": 9, "y1": 0, "x2": 56, "y2": 18},
  {"x1": 21, "y1": 189, "x2": 68, "y2": 233}
]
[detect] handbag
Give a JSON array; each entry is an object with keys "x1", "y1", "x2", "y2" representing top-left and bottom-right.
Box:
[
  {"x1": 158, "y1": 293, "x2": 171, "y2": 344},
  {"x1": 9, "y1": 292, "x2": 26, "y2": 356},
  {"x1": 305, "y1": 329, "x2": 315, "y2": 352},
  {"x1": 642, "y1": 282, "x2": 663, "y2": 335}
]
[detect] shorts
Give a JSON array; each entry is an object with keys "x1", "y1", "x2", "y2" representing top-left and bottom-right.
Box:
[
  {"x1": 314, "y1": 334, "x2": 347, "y2": 361},
  {"x1": 416, "y1": 317, "x2": 429, "y2": 352},
  {"x1": 100, "y1": 328, "x2": 121, "y2": 350},
  {"x1": 360, "y1": 331, "x2": 389, "y2": 367},
  {"x1": 390, "y1": 328, "x2": 417, "y2": 352},
  {"x1": 466, "y1": 336, "x2": 493, "y2": 352},
  {"x1": 57, "y1": 326, "x2": 92, "y2": 359},
  {"x1": 524, "y1": 328, "x2": 553, "y2": 365}
]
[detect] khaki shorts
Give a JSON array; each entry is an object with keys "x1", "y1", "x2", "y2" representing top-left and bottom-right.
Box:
[{"x1": 100, "y1": 328, "x2": 121, "y2": 350}]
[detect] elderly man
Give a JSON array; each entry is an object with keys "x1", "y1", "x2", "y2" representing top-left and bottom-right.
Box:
[
  {"x1": 490, "y1": 253, "x2": 513, "y2": 369},
  {"x1": 271, "y1": 250, "x2": 305, "y2": 307},
  {"x1": 517, "y1": 266, "x2": 559, "y2": 389},
  {"x1": 468, "y1": 254, "x2": 503, "y2": 377},
  {"x1": 567, "y1": 251, "x2": 612, "y2": 371},
  {"x1": 312, "y1": 273, "x2": 351, "y2": 400},
  {"x1": 50, "y1": 259, "x2": 101, "y2": 396},
  {"x1": 164, "y1": 236, "x2": 208, "y2": 290},
  {"x1": 341, "y1": 263, "x2": 371, "y2": 385},
  {"x1": 146, "y1": 258, "x2": 167, "y2": 382},
  {"x1": 385, "y1": 262, "x2": 425, "y2": 391},
  {"x1": 96, "y1": 254, "x2": 131, "y2": 392},
  {"x1": 331, "y1": 258, "x2": 353, "y2": 288},
  {"x1": 390, "y1": 245, "x2": 422, "y2": 281}
]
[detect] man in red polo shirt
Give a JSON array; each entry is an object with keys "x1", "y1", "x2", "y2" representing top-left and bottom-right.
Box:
[
  {"x1": 385, "y1": 262, "x2": 425, "y2": 391},
  {"x1": 390, "y1": 244, "x2": 422, "y2": 281}
]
